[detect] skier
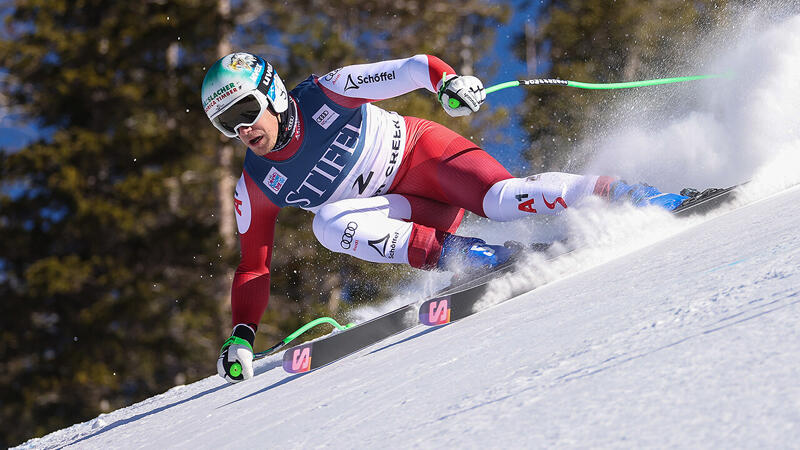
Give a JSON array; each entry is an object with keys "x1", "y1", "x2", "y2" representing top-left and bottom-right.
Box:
[{"x1": 203, "y1": 52, "x2": 689, "y2": 383}]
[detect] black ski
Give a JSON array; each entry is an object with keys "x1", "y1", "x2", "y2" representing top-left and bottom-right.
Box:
[
  {"x1": 672, "y1": 184, "x2": 741, "y2": 216},
  {"x1": 279, "y1": 246, "x2": 552, "y2": 373},
  {"x1": 282, "y1": 303, "x2": 416, "y2": 373},
  {"x1": 418, "y1": 255, "x2": 532, "y2": 326},
  {"x1": 418, "y1": 182, "x2": 744, "y2": 326},
  {"x1": 280, "y1": 183, "x2": 744, "y2": 373}
]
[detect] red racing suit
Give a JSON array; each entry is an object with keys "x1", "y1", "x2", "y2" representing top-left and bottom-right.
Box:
[{"x1": 230, "y1": 55, "x2": 612, "y2": 328}]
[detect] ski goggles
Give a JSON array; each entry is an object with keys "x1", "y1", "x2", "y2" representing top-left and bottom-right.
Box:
[{"x1": 210, "y1": 91, "x2": 270, "y2": 138}]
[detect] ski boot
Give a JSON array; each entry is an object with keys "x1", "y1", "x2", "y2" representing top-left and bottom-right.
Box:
[
  {"x1": 437, "y1": 234, "x2": 519, "y2": 273},
  {"x1": 609, "y1": 180, "x2": 689, "y2": 211}
]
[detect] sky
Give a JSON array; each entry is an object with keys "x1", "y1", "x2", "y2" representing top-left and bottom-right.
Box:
[{"x1": 481, "y1": 5, "x2": 536, "y2": 171}]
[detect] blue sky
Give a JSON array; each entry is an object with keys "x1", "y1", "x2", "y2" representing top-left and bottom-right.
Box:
[{"x1": 482, "y1": 5, "x2": 539, "y2": 171}]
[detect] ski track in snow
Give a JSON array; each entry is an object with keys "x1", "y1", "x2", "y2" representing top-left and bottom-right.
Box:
[{"x1": 16, "y1": 9, "x2": 800, "y2": 450}]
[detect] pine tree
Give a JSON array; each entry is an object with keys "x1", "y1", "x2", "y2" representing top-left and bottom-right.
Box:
[{"x1": 0, "y1": 1, "x2": 230, "y2": 445}]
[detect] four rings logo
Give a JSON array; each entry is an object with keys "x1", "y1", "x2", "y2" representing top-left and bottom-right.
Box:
[{"x1": 340, "y1": 221, "x2": 358, "y2": 250}]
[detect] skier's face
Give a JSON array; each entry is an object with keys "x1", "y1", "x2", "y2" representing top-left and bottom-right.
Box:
[{"x1": 237, "y1": 109, "x2": 280, "y2": 156}]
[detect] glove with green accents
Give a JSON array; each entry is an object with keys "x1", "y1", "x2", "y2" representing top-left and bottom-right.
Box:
[
  {"x1": 437, "y1": 74, "x2": 485, "y2": 117},
  {"x1": 217, "y1": 324, "x2": 255, "y2": 383}
]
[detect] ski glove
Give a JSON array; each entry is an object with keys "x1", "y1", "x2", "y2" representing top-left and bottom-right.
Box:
[
  {"x1": 437, "y1": 74, "x2": 485, "y2": 117},
  {"x1": 217, "y1": 324, "x2": 255, "y2": 383}
]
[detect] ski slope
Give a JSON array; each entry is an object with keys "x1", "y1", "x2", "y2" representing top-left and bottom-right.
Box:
[{"x1": 18, "y1": 181, "x2": 800, "y2": 448}]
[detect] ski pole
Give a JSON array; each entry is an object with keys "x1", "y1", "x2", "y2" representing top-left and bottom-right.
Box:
[
  {"x1": 252, "y1": 316, "x2": 354, "y2": 361},
  {"x1": 484, "y1": 73, "x2": 731, "y2": 95}
]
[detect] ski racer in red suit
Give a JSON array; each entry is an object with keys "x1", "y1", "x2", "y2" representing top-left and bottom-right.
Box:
[{"x1": 202, "y1": 52, "x2": 688, "y2": 383}]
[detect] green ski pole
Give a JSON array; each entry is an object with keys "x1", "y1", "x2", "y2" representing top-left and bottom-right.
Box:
[
  {"x1": 252, "y1": 316, "x2": 354, "y2": 361},
  {"x1": 445, "y1": 73, "x2": 731, "y2": 110},
  {"x1": 227, "y1": 317, "x2": 354, "y2": 379},
  {"x1": 485, "y1": 73, "x2": 731, "y2": 95}
]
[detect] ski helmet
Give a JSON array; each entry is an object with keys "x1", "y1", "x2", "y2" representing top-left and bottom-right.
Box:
[{"x1": 201, "y1": 52, "x2": 288, "y2": 138}]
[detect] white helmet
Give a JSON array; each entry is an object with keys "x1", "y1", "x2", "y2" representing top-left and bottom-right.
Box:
[{"x1": 201, "y1": 52, "x2": 288, "y2": 137}]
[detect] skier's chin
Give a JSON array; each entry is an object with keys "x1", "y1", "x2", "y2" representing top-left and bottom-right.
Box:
[{"x1": 246, "y1": 135, "x2": 273, "y2": 155}]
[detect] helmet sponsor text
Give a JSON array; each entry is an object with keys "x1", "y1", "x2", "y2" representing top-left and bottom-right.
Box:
[{"x1": 203, "y1": 83, "x2": 238, "y2": 112}]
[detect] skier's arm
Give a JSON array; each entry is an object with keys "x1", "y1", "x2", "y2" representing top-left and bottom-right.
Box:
[
  {"x1": 230, "y1": 171, "x2": 280, "y2": 330},
  {"x1": 218, "y1": 172, "x2": 278, "y2": 383},
  {"x1": 316, "y1": 54, "x2": 456, "y2": 107}
]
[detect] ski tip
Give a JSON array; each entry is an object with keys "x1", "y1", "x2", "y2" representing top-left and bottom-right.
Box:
[
  {"x1": 419, "y1": 296, "x2": 452, "y2": 326},
  {"x1": 282, "y1": 344, "x2": 313, "y2": 373}
]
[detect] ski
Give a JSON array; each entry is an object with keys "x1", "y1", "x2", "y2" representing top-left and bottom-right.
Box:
[
  {"x1": 282, "y1": 303, "x2": 416, "y2": 373},
  {"x1": 672, "y1": 183, "x2": 741, "y2": 216},
  {"x1": 281, "y1": 183, "x2": 744, "y2": 373},
  {"x1": 279, "y1": 245, "x2": 553, "y2": 373},
  {"x1": 418, "y1": 182, "x2": 745, "y2": 327},
  {"x1": 419, "y1": 256, "x2": 534, "y2": 326}
]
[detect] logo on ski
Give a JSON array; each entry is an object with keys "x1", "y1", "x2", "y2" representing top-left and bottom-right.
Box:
[
  {"x1": 283, "y1": 345, "x2": 312, "y2": 373},
  {"x1": 419, "y1": 297, "x2": 451, "y2": 326}
]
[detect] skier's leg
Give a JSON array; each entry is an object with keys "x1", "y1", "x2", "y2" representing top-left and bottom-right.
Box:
[
  {"x1": 389, "y1": 116, "x2": 514, "y2": 215},
  {"x1": 394, "y1": 117, "x2": 688, "y2": 218},
  {"x1": 389, "y1": 118, "x2": 580, "y2": 270},
  {"x1": 392, "y1": 118, "x2": 609, "y2": 218},
  {"x1": 481, "y1": 173, "x2": 610, "y2": 221},
  {"x1": 312, "y1": 195, "x2": 413, "y2": 264},
  {"x1": 312, "y1": 194, "x2": 463, "y2": 269},
  {"x1": 387, "y1": 118, "x2": 688, "y2": 271}
]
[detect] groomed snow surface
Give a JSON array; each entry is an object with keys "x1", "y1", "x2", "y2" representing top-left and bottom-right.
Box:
[{"x1": 18, "y1": 182, "x2": 800, "y2": 449}]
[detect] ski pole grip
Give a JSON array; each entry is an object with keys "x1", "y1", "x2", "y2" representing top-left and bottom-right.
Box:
[{"x1": 230, "y1": 362, "x2": 242, "y2": 378}]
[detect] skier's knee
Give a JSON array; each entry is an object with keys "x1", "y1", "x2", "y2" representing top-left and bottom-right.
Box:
[
  {"x1": 481, "y1": 178, "x2": 523, "y2": 221},
  {"x1": 312, "y1": 204, "x2": 349, "y2": 254}
]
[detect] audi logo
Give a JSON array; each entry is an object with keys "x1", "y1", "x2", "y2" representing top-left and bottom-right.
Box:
[{"x1": 340, "y1": 222, "x2": 358, "y2": 249}]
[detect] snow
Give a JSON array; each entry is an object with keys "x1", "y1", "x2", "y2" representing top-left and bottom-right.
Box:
[
  {"x1": 17, "y1": 179, "x2": 800, "y2": 449},
  {"x1": 17, "y1": 9, "x2": 800, "y2": 450}
]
